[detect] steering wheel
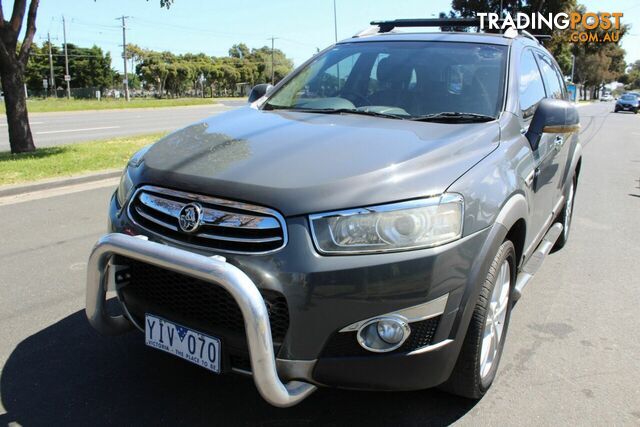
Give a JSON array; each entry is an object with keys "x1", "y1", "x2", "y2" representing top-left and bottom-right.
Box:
[{"x1": 340, "y1": 90, "x2": 372, "y2": 107}]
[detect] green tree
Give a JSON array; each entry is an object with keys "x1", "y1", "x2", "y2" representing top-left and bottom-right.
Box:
[
  {"x1": 447, "y1": 1, "x2": 627, "y2": 99},
  {"x1": 569, "y1": 7, "x2": 627, "y2": 99}
]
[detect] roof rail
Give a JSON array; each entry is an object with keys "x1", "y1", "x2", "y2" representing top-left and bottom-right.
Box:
[{"x1": 519, "y1": 29, "x2": 552, "y2": 43}]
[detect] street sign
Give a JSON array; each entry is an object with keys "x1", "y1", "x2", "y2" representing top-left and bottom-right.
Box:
[
  {"x1": 64, "y1": 74, "x2": 71, "y2": 81},
  {"x1": 43, "y1": 79, "x2": 48, "y2": 88},
  {"x1": 567, "y1": 83, "x2": 577, "y2": 103}
]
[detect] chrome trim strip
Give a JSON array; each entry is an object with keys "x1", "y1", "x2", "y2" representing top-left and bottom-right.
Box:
[
  {"x1": 339, "y1": 293, "x2": 449, "y2": 333},
  {"x1": 142, "y1": 185, "x2": 281, "y2": 217},
  {"x1": 86, "y1": 233, "x2": 315, "y2": 407},
  {"x1": 138, "y1": 191, "x2": 281, "y2": 230},
  {"x1": 406, "y1": 338, "x2": 453, "y2": 356},
  {"x1": 196, "y1": 231, "x2": 282, "y2": 244},
  {"x1": 134, "y1": 206, "x2": 179, "y2": 231},
  {"x1": 127, "y1": 185, "x2": 288, "y2": 255},
  {"x1": 138, "y1": 192, "x2": 184, "y2": 218}
]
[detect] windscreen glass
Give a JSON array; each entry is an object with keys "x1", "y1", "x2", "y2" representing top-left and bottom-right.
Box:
[{"x1": 265, "y1": 41, "x2": 508, "y2": 118}]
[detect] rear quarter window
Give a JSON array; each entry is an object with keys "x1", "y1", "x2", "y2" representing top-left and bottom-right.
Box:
[{"x1": 536, "y1": 52, "x2": 564, "y2": 100}]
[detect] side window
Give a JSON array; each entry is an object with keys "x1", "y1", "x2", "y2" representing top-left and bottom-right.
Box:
[
  {"x1": 519, "y1": 50, "x2": 546, "y2": 119},
  {"x1": 536, "y1": 52, "x2": 564, "y2": 100},
  {"x1": 553, "y1": 63, "x2": 567, "y2": 100}
]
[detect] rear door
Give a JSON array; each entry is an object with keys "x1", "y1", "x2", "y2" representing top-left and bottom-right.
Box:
[{"x1": 518, "y1": 48, "x2": 556, "y2": 250}]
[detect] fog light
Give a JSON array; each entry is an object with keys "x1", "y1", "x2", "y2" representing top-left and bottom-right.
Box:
[
  {"x1": 377, "y1": 319, "x2": 405, "y2": 344},
  {"x1": 356, "y1": 317, "x2": 410, "y2": 353}
]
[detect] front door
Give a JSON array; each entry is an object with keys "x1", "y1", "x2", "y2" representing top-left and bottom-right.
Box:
[{"x1": 518, "y1": 49, "x2": 558, "y2": 253}]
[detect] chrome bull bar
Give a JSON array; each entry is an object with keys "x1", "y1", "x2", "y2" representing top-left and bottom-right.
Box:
[{"x1": 86, "y1": 233, "x2": 317, "y2": 407}]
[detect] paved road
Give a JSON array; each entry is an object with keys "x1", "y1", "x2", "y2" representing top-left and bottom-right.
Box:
[
  {"x1": 0, "y1": 102, "x2": 639, "y2": 426},
  {"x1": 0, "y1": 100, "x2": 245, "y2": 151}
]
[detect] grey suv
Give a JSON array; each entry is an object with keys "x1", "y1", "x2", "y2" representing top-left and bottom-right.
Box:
[{"x1": 86, "y1": 19, "x2": 582, "y2": 407}]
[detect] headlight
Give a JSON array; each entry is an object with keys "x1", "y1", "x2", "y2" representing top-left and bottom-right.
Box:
[
  {"x1": 116, "y1": 168, "x2": 134, "y2": 207},
  {"x1": 309, "y1": 194, "x2": 464, "y2": 254},
  {"x1": 115, "y1": 145, "x2": 151, "y2": 207}
]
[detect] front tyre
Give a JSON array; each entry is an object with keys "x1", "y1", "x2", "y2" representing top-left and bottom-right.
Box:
[{"x1": 440, "y1": 240, "x2": 516, "y2": 399}]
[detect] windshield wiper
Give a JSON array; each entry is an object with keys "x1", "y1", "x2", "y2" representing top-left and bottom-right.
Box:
[
  {"x1": 308, "y1": 108, "x2": 408, "y2": 120},
  {"x1": 264, "y1": 105, "x2": 407, "y2": 120},
  {"x1": 410, "y1": 112, "x2": 496, "y2": 123}
]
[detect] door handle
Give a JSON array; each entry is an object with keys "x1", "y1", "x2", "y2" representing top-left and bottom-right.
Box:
[
  {"x1": 553, "y1": 135, "x2": 564, "y2": 150},
  {"x1": 525, "y1": 168, "x2": 538, "y2": 187}
]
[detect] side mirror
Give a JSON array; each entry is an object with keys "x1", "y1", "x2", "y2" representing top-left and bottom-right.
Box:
[
  {"x1": 525, "y1": 98, "x2": 580, "y2": 151},
  {"x1": 248, "y1": 84, "x2": 274, "y2": 103}
]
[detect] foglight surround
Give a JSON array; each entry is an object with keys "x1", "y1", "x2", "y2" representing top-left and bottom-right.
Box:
[{"x1": 309, "y1": 194, "x2": 464, "y2": 254}]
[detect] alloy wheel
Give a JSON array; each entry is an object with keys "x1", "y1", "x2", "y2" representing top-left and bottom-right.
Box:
[{"x1": 479, "y1": 260, "x2": 511, "y2": 380}]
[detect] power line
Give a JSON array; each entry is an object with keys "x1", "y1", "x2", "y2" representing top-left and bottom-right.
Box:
[
  {"x1": 30, "y1": 53, "x2": 111, "y2": 58},
  {"x1": 130, "y1": 17, "x2": 269, "y2": 39}
]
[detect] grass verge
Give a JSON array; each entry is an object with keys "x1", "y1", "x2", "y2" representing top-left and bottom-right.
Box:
[
  {"x1": 0, "y1": 97, "x2": 222, "y2": 113},
  {"x1": 0, "y1": 133, "x2": 167, "y2": 186}
]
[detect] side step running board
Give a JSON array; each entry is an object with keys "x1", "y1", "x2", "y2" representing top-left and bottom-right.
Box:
[{"x1": 512, "y1": 222, "x2": 563, "y2": 301}]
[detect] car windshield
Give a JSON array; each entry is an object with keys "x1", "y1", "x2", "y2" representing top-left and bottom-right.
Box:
[
  {"x1": 264, "y1": 41, "x2": 508, "y2": 120},
  {"x1": 621, "y1": 94, "x2": 637, "y2": 100}
]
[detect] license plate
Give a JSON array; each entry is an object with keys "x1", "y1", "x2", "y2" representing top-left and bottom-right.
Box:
[{"x1": 145, "y1": 314, "x2": 221, "y2": 373}]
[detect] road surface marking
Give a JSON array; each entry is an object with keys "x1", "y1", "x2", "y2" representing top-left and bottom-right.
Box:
[
  {"x1": 35, "y1": 126, "x2": 120, "y2": 135},
  {"x1": 0, "y1": 177, "x2": 119, "y2": 206}
]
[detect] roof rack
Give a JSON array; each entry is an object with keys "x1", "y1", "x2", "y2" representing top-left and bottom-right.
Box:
[
  {"x1": 370, "y1": 18, "x2": 486, "y2": 33},
  {"x1": 361, "y1": 18, "x2": 552, "y2": 43}
]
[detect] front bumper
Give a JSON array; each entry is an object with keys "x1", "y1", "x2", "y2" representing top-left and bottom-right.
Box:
[
  {"x1": 99, "y1": 191, "x2": 500, "y2": 399},
  {"x1": 86, "y1": 233, "x2": 316, "y2": 407},
  {"x1": 616, "y1": 103, "x2": 638, "y2": 110}
]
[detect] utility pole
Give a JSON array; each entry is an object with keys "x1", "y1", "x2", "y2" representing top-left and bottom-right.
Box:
[
  {"x1": 47, "y1": 33, "x2": 55, "y2": 97},
  {"x1": 333, "y1": 0, "x2": 338, "y2": 43},
  {"x1": 62, "y1": 16, "x2": 71, "y2": 99},
  {"x1": 269, "y1": 36, "x2": 278, "y2": 85},
  {"x1": 333, "y1": 1, "x2": 340, "y2": 85},
  {"x1": 118, "y1": 16, "x2": 131, "y2": 101},
  {"x1": 571, "y1": 54, "x2": 576, "y2": 82}
]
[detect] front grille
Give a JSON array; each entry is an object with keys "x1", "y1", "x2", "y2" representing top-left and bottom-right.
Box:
[
  {"x1": 117, "y1": 257, "x2": 290, "y2": 370},
  {"x1": 319, "y1": 317, "x2": 441, "y2": 358},
  {"x1": 127, "y1": 185, "x2": 286, "y2": 254}
]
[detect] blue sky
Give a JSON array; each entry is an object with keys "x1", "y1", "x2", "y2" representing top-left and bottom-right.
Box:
[{"x1": 7, "y1": 0, "x2": 640, "y2": 72}]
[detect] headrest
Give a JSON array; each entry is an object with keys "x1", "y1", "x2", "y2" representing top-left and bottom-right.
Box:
[{"x1": 376, "y1": 56, "x2": 412, "y2": 87}]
